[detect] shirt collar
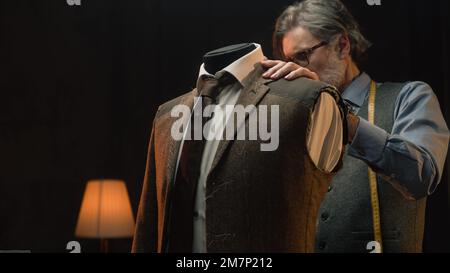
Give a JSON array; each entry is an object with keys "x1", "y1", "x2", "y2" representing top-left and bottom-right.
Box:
[
  {"x1": 197, "y1": 43, "x2": 264, "y2": 88},
  {"x1": 341, "y1": 72, "x2": 372, "y2": 108}
]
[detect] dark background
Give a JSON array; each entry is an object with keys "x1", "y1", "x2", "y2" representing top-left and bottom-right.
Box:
[{"x1": 0, "y1": 0, "x2": 449, "y2": 252}]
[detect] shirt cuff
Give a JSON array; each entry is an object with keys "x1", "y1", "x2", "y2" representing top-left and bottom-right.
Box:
[{"x1": 348, "y1": 118, "x2": 389, "y2": 164}]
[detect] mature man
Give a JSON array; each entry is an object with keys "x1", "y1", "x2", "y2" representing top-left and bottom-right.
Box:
[{"x1": 262, "y1": 0, "x2": 449, "y2": 252}]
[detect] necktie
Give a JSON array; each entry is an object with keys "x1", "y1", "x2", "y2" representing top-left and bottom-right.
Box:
[{"x1": 166, "y1": 73, "x2": 233, "y2": 252}]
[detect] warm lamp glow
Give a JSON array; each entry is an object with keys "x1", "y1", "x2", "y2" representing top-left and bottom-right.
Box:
[{"x1": 75, "y1": 179, "x2": 135, "y2": 239}]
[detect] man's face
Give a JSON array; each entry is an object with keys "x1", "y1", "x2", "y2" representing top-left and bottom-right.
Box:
[{"x1": 282, "y1": 26, "x2": 347, "y2": 90}]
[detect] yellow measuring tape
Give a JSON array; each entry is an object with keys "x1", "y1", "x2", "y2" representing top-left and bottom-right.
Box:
[{"x1": 368, "y1": 80, "x2": 383, "y2": 253}]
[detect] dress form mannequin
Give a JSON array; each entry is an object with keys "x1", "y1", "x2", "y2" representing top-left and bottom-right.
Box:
[{"x1": 203, "y1": 43, "x2": 256, "y2": 75}]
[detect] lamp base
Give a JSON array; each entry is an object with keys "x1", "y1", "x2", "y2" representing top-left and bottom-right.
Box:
[{"x1": 100, "y1": 238, "x2": 109, "y2": 253}]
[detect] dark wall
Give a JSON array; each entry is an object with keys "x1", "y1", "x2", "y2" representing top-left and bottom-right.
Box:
[{"x1": 0, "y1": 0, "x2": 449, "y2": 252}]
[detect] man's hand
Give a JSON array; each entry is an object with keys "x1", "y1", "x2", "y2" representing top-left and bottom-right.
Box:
[{"x1": 261, "y1": 59, "x2": 319, "y2": 81}]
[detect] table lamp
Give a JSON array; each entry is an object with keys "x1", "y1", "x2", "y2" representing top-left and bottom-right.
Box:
[{"x1": 75, "y1": 179, "x2": 135, "y2": 252}]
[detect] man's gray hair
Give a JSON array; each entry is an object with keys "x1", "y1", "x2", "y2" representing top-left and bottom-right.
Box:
[{"x1": 273, "y1": 0, "x2": 371, "y2": 64}]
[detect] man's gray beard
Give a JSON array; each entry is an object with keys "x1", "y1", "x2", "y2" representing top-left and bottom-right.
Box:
[{"x1": 318, "y1": 51, "x2": 346, "y2": 91}]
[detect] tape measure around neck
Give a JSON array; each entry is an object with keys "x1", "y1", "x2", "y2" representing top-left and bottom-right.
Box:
[{"x1": 368, "y1": 80, "x2": 383, "y2": 253}]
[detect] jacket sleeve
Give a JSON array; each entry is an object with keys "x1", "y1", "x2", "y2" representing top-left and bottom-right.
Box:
[{"x1": 132, "y1": 118, "x2": 158, "y2": 253}]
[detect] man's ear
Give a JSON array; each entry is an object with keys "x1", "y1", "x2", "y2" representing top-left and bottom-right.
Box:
[{"x1": 337, "y1": 34, "x2": 351, "y2": 59}]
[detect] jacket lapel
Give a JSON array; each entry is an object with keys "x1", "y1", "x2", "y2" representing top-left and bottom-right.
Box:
[{"x1": 208, "y1": 64, "x2": 272, "y2": 175}]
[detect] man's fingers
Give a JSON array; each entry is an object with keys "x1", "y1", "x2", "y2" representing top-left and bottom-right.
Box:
[
  {"x1": 284, "y1": 67, "x2": 320, "y2": 81},
  {"x1": 261, "y1": 60, "x2": 319, "y2": 81},
  {"x1": 262, "y1": 62, "x2": 286, "y2": 78},
  {"x1": 270, "y1": 62, "x2": 300, "y2": 79}
]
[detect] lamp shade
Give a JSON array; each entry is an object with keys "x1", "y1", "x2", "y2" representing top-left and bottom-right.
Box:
[{"x1": 75, "y1": 179, "x2": 135, "y2": 239}]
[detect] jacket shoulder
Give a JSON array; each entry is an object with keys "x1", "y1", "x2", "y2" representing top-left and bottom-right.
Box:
[
  {"x1": 266, "y1": 77, "x2": 337, "y2": 106},
  {"x1": 267, "y1": 77, "x2": 328, "y2": 94}
]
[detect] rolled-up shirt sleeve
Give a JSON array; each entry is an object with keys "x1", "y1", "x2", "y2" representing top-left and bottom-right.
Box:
[{"x1": 348, "y1": 81, "x2": 450, "y2": 200}]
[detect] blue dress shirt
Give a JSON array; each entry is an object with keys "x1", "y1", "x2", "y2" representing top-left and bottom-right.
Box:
[{"x1": 343, "y1": 72, "x2": 449, "y2": 199}]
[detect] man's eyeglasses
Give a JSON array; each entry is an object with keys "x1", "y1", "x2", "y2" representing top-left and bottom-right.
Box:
[{"x1": 287, "y1": 41, "x2": 328, "y2": 67}]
